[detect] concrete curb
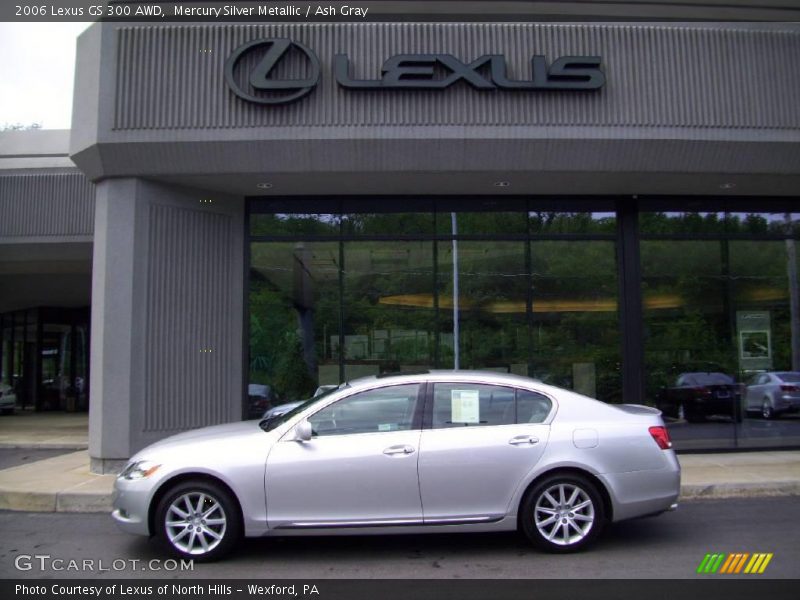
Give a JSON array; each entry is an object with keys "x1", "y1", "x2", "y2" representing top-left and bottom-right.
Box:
[
  {"x1": 0, "y1": 443, "x2": 89, "y2": 450},
  {"x1": 680, "y1": 481, "x2": 800, "y2": 500}
]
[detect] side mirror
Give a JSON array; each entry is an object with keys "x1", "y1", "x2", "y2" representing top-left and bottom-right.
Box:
[{"x1": 294, "y1": 420, "x2": 313, "y2": 442}]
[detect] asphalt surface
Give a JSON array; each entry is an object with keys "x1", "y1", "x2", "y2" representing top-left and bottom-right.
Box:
[
  {"x1": 0, "y1": 448, "x2": 69, "y2": 471},
  {"x1": 0, "y1": 497, "x2": 797, "y2": 579}
]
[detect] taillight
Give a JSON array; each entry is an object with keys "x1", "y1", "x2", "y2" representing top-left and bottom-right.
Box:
[
  {"x1": 695, "y1": 387, "x2": 713, "y2": 396},
  {"x1": 780, "y1": 385, "x2": 799, "y2": 392},
  {"x1": 649, "y1": 426, "x2": 672, "y2": 450}
]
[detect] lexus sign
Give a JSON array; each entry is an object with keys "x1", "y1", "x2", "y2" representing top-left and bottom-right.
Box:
[{"x1": 225, "y1": 38, "x2": 605, "y2": 105}]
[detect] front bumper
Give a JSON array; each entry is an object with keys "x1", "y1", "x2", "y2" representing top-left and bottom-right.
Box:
[{"x1": 111, "y1": 477, "x2": 153, "y2": 536}]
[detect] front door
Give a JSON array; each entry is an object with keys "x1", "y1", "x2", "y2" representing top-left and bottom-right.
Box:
[{"x1": 265, "y1": 383, "x2": 424, "y2": 528}]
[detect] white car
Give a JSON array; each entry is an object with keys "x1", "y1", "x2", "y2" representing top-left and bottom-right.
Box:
[
  {"x1": 112, "y1": 371, "x2": 680, "y2": 561},
  {"x1": 0, "y1": 383, "x2": 17, "y2": 414}
]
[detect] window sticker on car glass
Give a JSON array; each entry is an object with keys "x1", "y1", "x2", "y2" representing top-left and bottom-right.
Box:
[
  {"x1": 451, "y1": 389, "x2": 480, "y2": 423},
  {"x1": 378, "y1": 423, "x2": 396, "y2": 432}
]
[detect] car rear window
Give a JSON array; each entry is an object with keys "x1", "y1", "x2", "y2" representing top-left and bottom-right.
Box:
[{"x1": 689, "y1": 373, "x2": 735, "y2": 385}]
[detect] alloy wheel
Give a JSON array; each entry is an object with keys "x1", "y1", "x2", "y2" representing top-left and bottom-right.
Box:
[
  {"x1": 165, "y1": 492, "x2": 227, "y2": 555},
  {"x1": 533, "y1": 483, "x2": 595, "y2": 547}
]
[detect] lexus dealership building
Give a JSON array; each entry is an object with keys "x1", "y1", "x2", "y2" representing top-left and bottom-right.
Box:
[{"x1": 1, "y1": 4, "x2": 800, "y2": 472}]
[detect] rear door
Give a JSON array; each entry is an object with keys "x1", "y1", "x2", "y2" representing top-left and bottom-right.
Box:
[{"x1": 417, "y1": 382, "x2": 551, "y2": 522}]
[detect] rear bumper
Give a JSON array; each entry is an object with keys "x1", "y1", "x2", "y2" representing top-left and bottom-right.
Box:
[{"x1": 601, "y1": 451, "x2": 681, "y2": 522}]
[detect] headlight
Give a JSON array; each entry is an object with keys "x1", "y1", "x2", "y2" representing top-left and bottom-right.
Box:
[{"x1": 119, "y1": 460, "x2": 161, "y2": 480}]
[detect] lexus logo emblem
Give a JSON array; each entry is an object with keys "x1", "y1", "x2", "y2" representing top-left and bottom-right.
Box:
[{"x1": 224, "y1": 38, "x2": 321, "y2": 105}]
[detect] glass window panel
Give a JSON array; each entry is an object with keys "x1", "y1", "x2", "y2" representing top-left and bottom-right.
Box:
[
  {"x1": 529, "y1": 241, "x2": 621, "y2": 402},
  {"x1": 341, "y1": 212, "x2": 434, "y2": 236},
  {"x1": 730, "y1": 240, "x2": 800, "y2": 448},
  {"x1": 726, "y1": 212, "x2": 799, "y2": 236},
  {"x1": 435, "y1": 208, "x2": 527, "y2": 235},
  {"x1": 641, "y1": 240, "x2": 736, "y2": 450},
  {"x1": 437, "y1": 240, "x2": 529, "y2": 373},
  {"x1": 248, "y1": 242, "x2": 340, "y2": 417},
  {"x1": 308, "y1": 384, "x2": 420, "y2": 437},
  {"x1": 250, "y1": 213, "x2": 340, "y2": 236},
  {"x1": 529, "y1": 211, "x2": 616, "y2": 235},
  {"x1": 640, "y1": 211, "x2": 727, "y2": 235},
  {"x1": 342, "y1": 241, "x2": 436, "y2": 377}
]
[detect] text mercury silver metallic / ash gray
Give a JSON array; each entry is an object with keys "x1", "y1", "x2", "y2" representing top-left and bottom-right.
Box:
[{"x1": 112, "y1": 371, "x2": 680, "y2": 560}]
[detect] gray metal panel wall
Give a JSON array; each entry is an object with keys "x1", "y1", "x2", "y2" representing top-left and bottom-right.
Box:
[
  {"x1": 142, "y1": 203, "x2": 236, "y2": 432},
  {"x1": 112, "y1": 23, "x2": 800, "y2": 131},
  {"x1": 0, "y1": 172, "x2": 95, "y2": 237}
]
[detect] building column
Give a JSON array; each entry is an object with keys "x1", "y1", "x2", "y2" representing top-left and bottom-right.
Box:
[{"x1": 89, "y1": 178, "x2": 244, "y2": 473}]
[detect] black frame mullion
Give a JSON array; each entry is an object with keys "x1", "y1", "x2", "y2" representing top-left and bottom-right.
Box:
[{"x1": 617, "y1": 199, "x2": 645, "y2": 405}]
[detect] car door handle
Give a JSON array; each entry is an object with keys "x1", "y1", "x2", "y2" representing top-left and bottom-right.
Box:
[
  {"x1": 509, "y1": 435, "x2": 539, "y2": 446},
  {"x1": 383, "y1": 445, "x2": 415, "y2": 456}
]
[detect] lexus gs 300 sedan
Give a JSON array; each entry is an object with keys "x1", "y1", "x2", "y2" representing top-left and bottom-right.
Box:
[{"x1": 112, "y1": 371, "x2": 680, "y2": 561}]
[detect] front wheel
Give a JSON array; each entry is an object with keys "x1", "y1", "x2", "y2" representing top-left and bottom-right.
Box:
[
  {"x1": 520, "y1": 474, "x2": 605, "y2": 553},
  {"x1": 155, "y1": 480, "x2": 241, "y2": 561}
]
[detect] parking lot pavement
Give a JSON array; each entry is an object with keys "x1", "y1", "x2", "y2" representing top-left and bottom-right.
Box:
[{"x1": 1, "y1": 496, "x2": 798, "y2": 579}]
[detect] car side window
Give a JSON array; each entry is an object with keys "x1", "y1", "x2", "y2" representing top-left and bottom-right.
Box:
[
  {"x1": 431, "y1": 383, "x2": 551, "y2": 428},
  {"x1": 307, "y1": 383, "x2": 420, "y2": 437},
  {"x1": 516, "y1": 389, "x2": 553, "y2": 423}
]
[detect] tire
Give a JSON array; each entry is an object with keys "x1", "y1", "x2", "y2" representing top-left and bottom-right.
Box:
[
  {"x1": 520, "y1": 474, "x2": 605, "y2": 553},
  {"x1": 762, "y1": 399, "x2": 776, "y2": 420},
  {"x1": 1, "y1": 408, "x2": 13, "y2": 415},
  {"x1": 155, "y1": 480, "x2": 241, "y2": 562}
]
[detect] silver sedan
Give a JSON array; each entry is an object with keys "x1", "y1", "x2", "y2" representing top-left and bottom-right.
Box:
[
  {"x1": 112, "y1": 371, "x2": 680, "y2": 561},
  {"x1": 744, "y1": 371, "x2": 800, "y2": 419}
]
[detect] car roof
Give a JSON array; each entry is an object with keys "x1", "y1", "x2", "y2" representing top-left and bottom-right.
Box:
[{"x1": 345, "y1": 370, "x2": 547, "y2": 391}]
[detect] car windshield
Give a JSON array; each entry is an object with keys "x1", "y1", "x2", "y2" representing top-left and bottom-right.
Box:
[
  {"x1": 776, "y1": 372, "x2": 800, "y2": 382},
  {"x1": 259, "y1": 385, "x2": 344, "y2": 432}
]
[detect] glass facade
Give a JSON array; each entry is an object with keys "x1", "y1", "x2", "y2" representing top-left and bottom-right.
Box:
[
  {"x1": 248, "y1": 198, "x2": 800, "y2": 450},
  {"x1": 0, "y1": 307, "x2": 90, "y2": 412}
]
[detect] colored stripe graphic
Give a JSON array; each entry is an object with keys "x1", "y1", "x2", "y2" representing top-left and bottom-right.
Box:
[
  {"x1": 720, "y1": 554, "x2": 736, "y2": 573},
  {"x1": 697, "y1": 554, "x2": 713, "y2": 574},
  {"x1": 697, "y1": 552, "x2": 772, "y2": 574},
  {"x1": 733, "y1": 553, "x2": 750, "y2": 573},
  {"x1": 700, "y1": 553, "x2": 727, "y2": 573},
  {"x1": 757, "y1": 554, "x2": 773, "y2": 573}
]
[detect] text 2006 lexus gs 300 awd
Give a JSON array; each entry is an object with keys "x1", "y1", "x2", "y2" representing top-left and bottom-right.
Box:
[{"x1": 112, "y1": 371, "x2": 680, "y2": 560}]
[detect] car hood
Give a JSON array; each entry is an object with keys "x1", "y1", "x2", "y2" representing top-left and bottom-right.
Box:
[{"x1": 147, "y1": 420, "x2": 263, "y2": 449}]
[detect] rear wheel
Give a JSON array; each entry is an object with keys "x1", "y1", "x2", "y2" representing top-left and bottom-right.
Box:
[
  {"x1": 520, "y1": 474, "x2": 605, "y2": 553},
  {"x1": 762, "y1": 399, "x2": 776, "y2": 420},
  {"x1": 155, "y1": 480, "x2": 241, "y2": 562}
]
